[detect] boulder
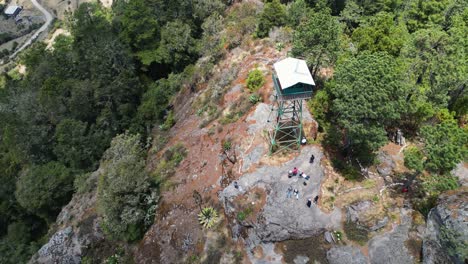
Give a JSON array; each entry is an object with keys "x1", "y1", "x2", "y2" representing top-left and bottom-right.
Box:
[
  {"x1": 368, "y1": 209, "x2": 414, "y2": 264},
  {"x1": 34, "y1": 227, "x2": 80, "y2": 264},
  {"x1": 423, "y1": 189, "x2": 468, "y2": 264},
  {"x1": 370, "y1": 216, "x2": 389, "y2": 232},
  {"x1": 376, "y1": 151, "x2": 395, "y2": 176},
  {"x1": 346, "y1": 201, "x2": 388, "y2": 232},
  {"x1": 346, "y1": 200, "x2": 372, "y2": 223},
  {"x1": 452, "y1": 163, "x2": 468, "y2": 187},
  {"x1": 327, "y1": 246, "x2": 367, "y2": 264}
]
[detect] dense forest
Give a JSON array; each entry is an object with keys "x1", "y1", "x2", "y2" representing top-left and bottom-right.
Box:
[{"x1": 0, "y1": 0, "x2": 466, "y2": 262}]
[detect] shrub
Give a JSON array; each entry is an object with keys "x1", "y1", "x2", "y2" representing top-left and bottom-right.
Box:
[
  {"x1": 222, "y1": 140, "x2": 232, "y2": 151},
  {"x1": 404, "y1": 146, "x2": 424, "y2": 173},
  {"x1": 308, "y1": 90, "x2": 330, "y2": 132},
  {"x1": 74, "y1": 172, "x2": 94, "y2": 194},
  {"x1": 343, "y1": 221, "x2": 369, "y2": 245},
  {"x1": 246, "y1": 68, "x2": 265, "y2": 92},
  {"x1": 97, "y1": 133, "x2": 158, "y2": 241},
  {"x1": 160, "y1": 110, "x2": 176, "y2": 131},
  {"x1": 154, "y1": 143, "x2": 187, "y2": 181},
  {"x1": 249, "y1": 93, "x2": 261, "y2": 104},
  {"x1": 224, "y1": 2, "x2": 257, "y2": 48},
  {"x1": 198, "y1": 207, "x2": 219, "y2": 228},
  {"x1": 256, "y1": 0, "x2": 287, "y2": 38},
  {"x1": 237, "y1": 207, "x2": 253, "y2": 221},
  {"x1": 421, "y1": 174, "x2": 459, "y2": 197},
  {"x1": 421, "y1": 120, "x2": 467, "y2": 174}
]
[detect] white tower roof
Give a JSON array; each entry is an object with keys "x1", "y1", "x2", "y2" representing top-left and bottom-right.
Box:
[
  {"x1": 273, "y1": 57, "x2": 315, "y2": 89},
  {"x1": 4, "y1": 6, "x2": 21, "y2": 15}
]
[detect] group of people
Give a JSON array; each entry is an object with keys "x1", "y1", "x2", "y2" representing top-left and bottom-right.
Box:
[
  {"x1": 285, "y1": 154, "x2": 319, "y2": 207},
  {"x1": 288, "y1": 167, "x2": 310, "y2": 183}
]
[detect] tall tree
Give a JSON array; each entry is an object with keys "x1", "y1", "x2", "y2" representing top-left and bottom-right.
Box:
[
  {"x1": 97, "y1": 133, "x2": 157, "y2": 241},
  {"x1": 15, "y1": 162, "x2": 74, "y2": 221},
  {"x1": 421, "y1": 120, "x2": 468, "y2": 173},
  {"x1": 330, "y1": 52, "x2": 409, "y2": 155},
  {"x1": 351, "y1": 12, "x2": 409, "y2": 56},
  {"x1": 405, "y1": 0, "x2": 451, "y2": 32},
  {"x1": 256, "y1": 0, "x2": 287, "y2": 38},
  {"x1": 291, "y1": 9, "x2": 341, "y2": 78}
]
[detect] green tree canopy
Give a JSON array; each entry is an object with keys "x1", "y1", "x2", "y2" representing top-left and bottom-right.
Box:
[
  {"x1": 256, "y1": 0, "x2": 287, "y2": 38},
  {"x1": 404, "y1": 146, "x2": 425, "y2": 173},
  {"x1": 154, "y1": 20, "x2": 199, "y2": 71},
  {"x1": 97, "y1": 133, "x2": 157, "y2": 241},
  {"x1": 330, "y1": 52, "x2": 409, "y2": 154},
  {"x1": 291, "y1": 9, "x2": 341, "y2": 78},
  {"x1": 421, "y1": 120, "x2": 468, "y2": 173},
  {"x1": 351, "y1": 12, "x2": 409, "y2": 56},
  {"x1": 405, "y1": 0, "x2": 451, "y2": 32},
  {"x1": 15, "y1": 162, "x2": 73, "y2": 219}
]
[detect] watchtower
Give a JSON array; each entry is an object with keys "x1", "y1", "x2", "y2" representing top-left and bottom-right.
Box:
[{"x1": 269, "y1": 58, "x2": 315, "y2": 153}]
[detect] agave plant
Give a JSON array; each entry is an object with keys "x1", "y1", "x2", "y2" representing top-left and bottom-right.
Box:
[{"x1": 198, "y1": 207, "x2": 219, "y2": 228}]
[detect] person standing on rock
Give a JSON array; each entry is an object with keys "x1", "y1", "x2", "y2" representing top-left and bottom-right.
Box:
[
  {"x1": 313, "y1": 195, "x2": 319, "y2": 204},
  {"x1": 293, "y1": 189, "x2": 299, "y2": 200},
  {"x1": 307, "y1": 198, "x2": 312, "y2": 208},
  {"x1": 286, "y1": 186, "x2": 293, "y2": 198}
]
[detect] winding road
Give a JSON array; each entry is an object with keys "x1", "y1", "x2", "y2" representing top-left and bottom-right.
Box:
[{"x1": 9, "y1": 0, "x2": 53, "y2": 58}]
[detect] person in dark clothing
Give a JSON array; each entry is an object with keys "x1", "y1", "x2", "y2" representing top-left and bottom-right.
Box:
[
  {"x1": 307, "y1": 198, "x2": 312, "y2": 208},
  {"x1": 234, "y1": 181, "x2": 239, "y2": 189},
  {"x1": 313, "y1": 195, "x2": 319, "y2": 204},
  {"x1": 309, "y1": 155, "x2": 315, "y2": 164}
]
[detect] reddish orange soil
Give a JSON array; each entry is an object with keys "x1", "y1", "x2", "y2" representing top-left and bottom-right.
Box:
[{"x1": 137, "y1": 42, "x2": 287, "y2": 262}]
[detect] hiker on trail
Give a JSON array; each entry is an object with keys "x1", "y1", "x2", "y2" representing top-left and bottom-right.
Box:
[
  {"x1": 307, "y1": 198, "x2": 312, "y2": 208},
  {"x1": 292, "y1": 167, "x2": 298, "y2": 176},
  {"x1": 288, "y1": 170, "x2": 293, "y2": 178},
  {"x1": 310, "y1": 155, "x2": 315, "y2": 164},
  {"x1": 234, "y1": 181, "x2": 239, "y2": 189},
  {"x1": 293, "y1": 189, "x2": 299, "y2": 200},
  {"x1": 286, "y1": 186, "x2": 293, "y2": 198},
  {"x1": 313, "y1": 195, "x2": 319, "y2": 204},
  {"x1": 300, "y1": 172, "x2": 310, "y2": 180}
]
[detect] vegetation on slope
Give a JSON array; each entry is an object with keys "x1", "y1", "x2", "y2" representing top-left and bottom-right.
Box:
[{"x1": 0, "y1": 0, "x2": 466, "y2": 262}]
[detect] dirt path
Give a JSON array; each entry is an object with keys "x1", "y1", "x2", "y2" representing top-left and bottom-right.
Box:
[{"x1": 9, "y1": 0, "x2": 54, "y2": 58}]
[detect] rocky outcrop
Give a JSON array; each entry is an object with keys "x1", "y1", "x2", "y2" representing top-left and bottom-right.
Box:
[
  {"x1": 376, "y1": 151, "x2": 395, "y2": 177},
  {"x1": 452, "y1": 162, "x2": 468, "y2": 187},
  {"x1": 326, "y1": 246, "x2": 367, "y2": 264},
  {"x1": 346, "y1": 200, "x2": 388, "y2": 232},
  {"x1": 368, "y1": 208, "x2": 414, "y2": 264},
  {"x1": 423, "y1": 189, "x2": 468, "y2": 264},
  {"x1": 29, "y1": 171, "x2": 105, "y2": 264},
  {"x1": 220, "y1": 146, "x2": 341, "y2": 247}
]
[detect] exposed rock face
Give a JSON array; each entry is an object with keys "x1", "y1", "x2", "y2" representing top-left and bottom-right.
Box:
[
  {"x1": 452, "y1": 162, "x2": 468, "y2": 187},
  {"x1": 220, "y1": 146, "x2": 341, "y2": 249},
  {"x1": 29, "y1": 172, "x2": 104, "y2": 264},
  {"x1": 368, "y1": 209, "x2": 414, "y2": 264},
  {"x1": 347, "y1": 201, "x2": 372, "y2": 223},
  {"x1": 423, "y1": 189, "x2": 468, "y2": 264},
  {"x1": 346, "y1": 200, "x2": 388, "y2": 232},
  {"x1": 326, "y1": 246, "x2": 367, "y2": 264},
  {"x1": 376, "y1": 151, "x2": 395, "y2": 177}
]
